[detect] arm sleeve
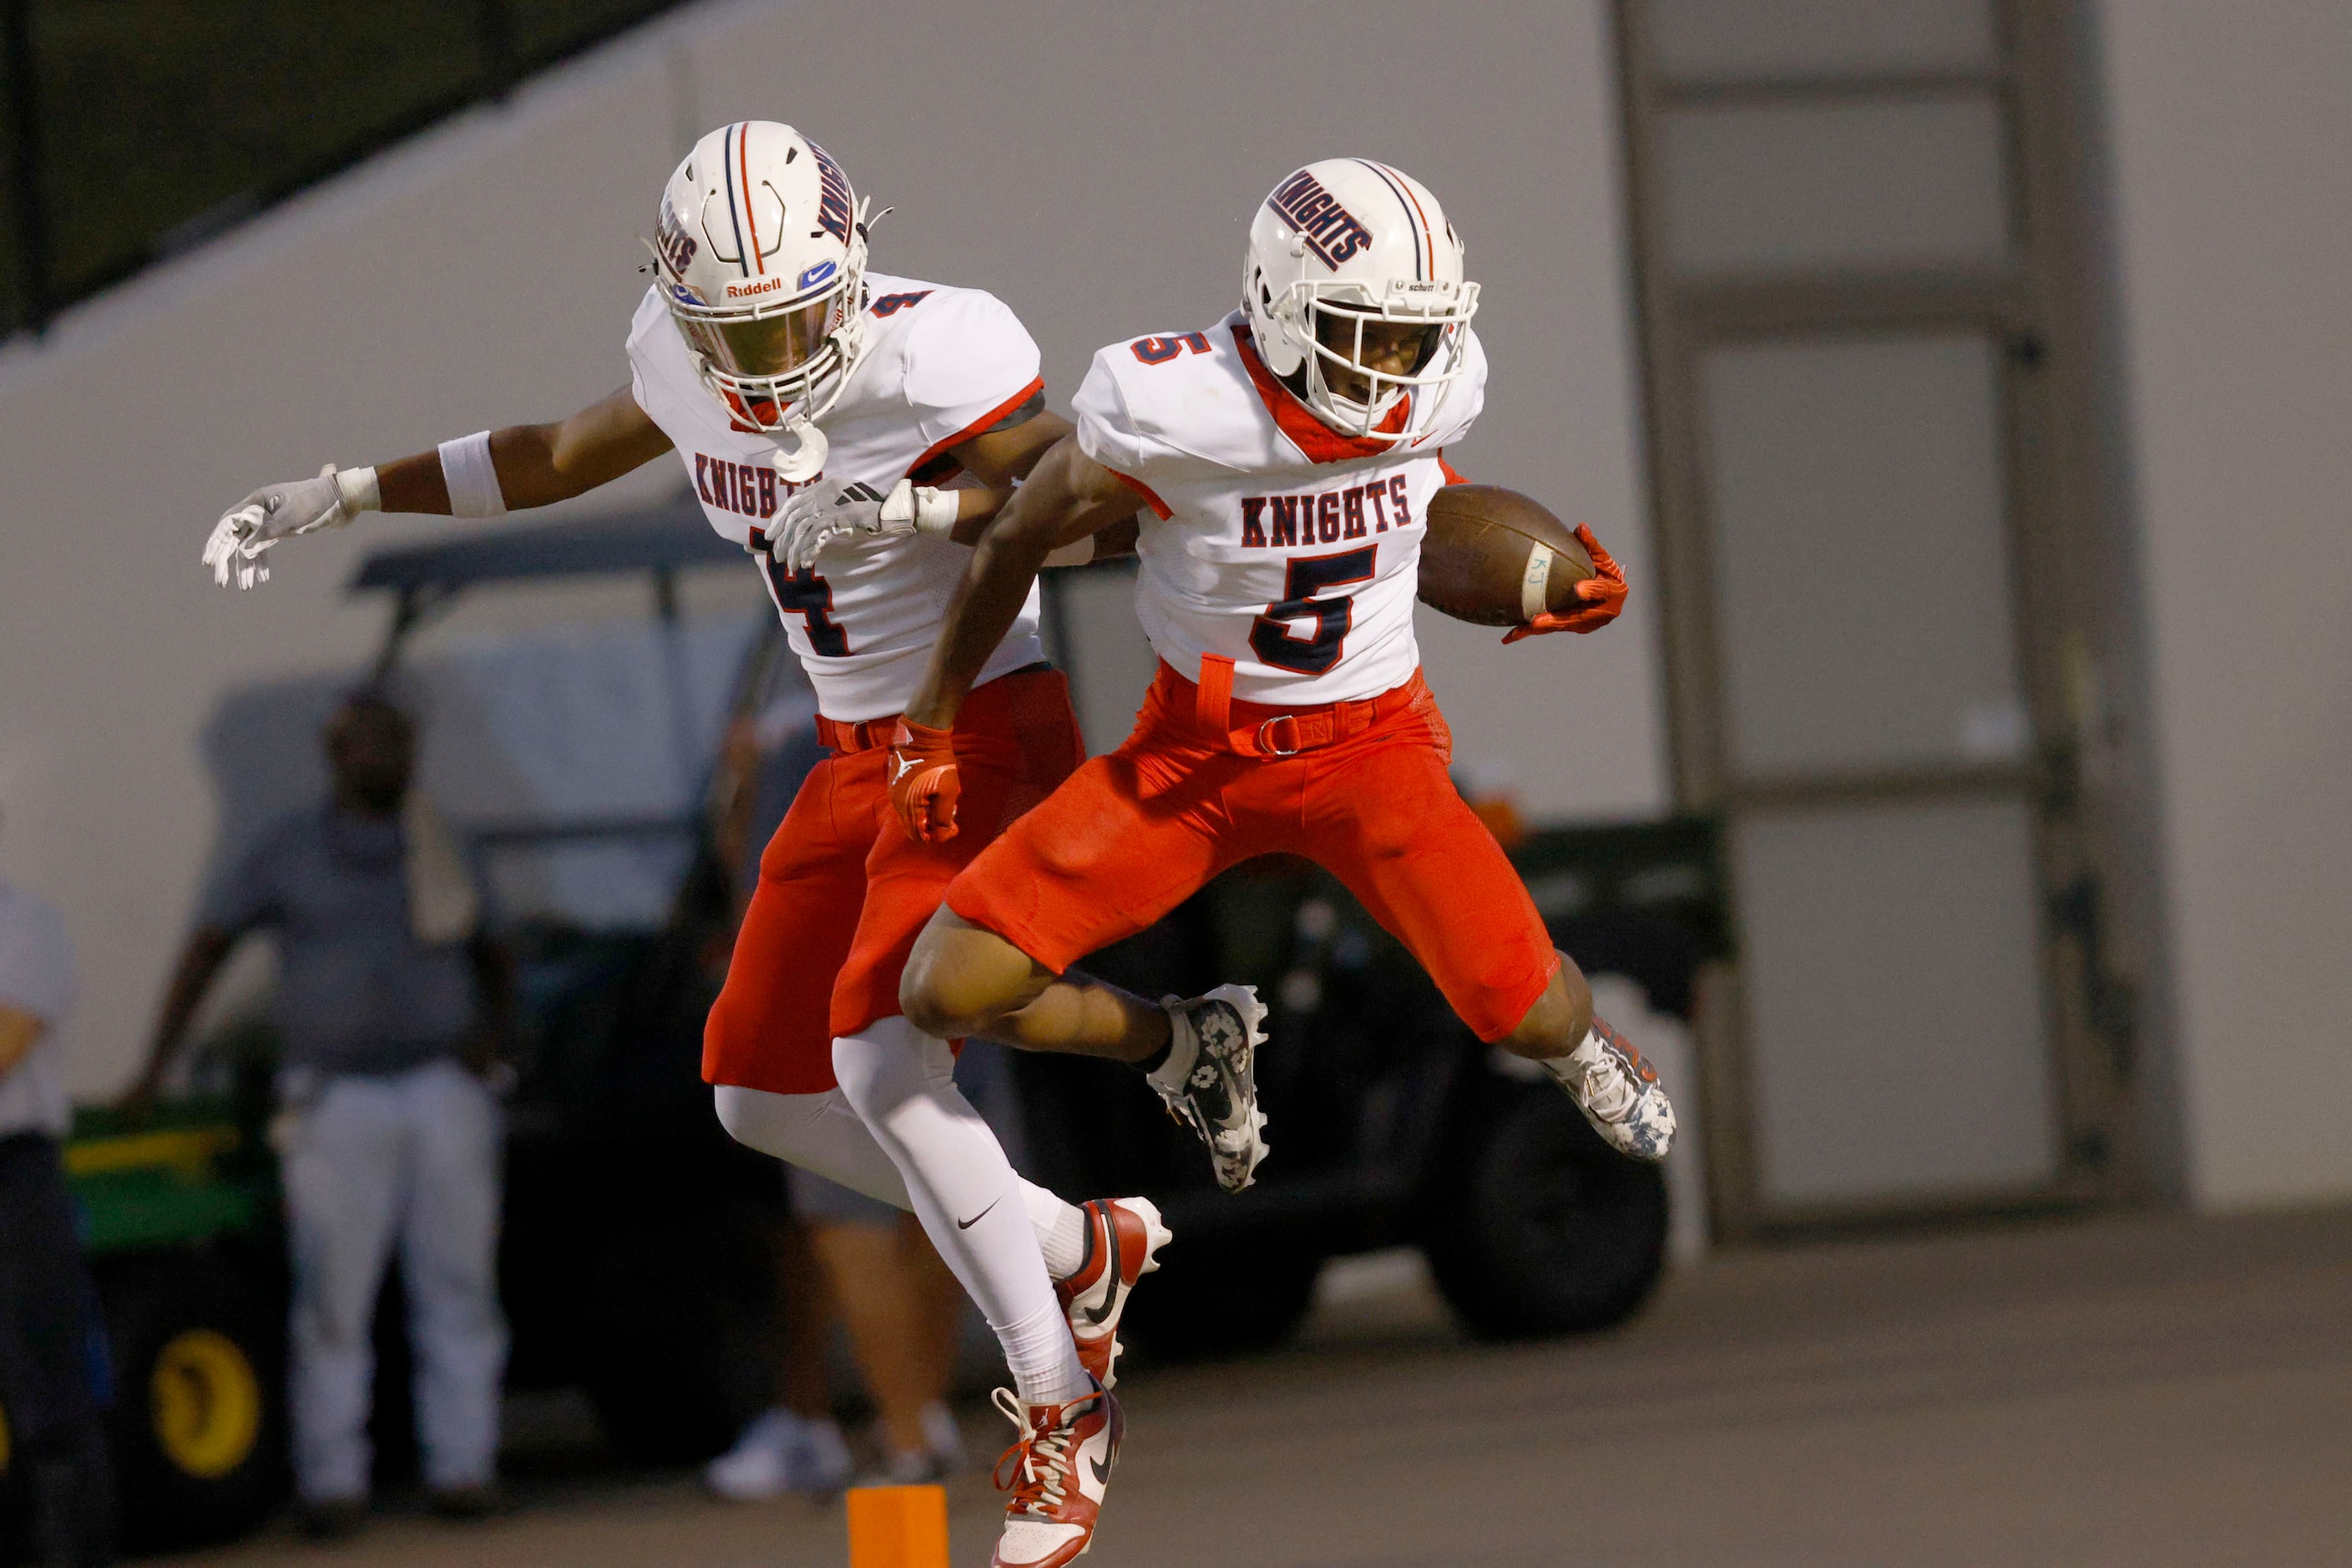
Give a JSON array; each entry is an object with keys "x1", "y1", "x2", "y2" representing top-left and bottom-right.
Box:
[
  {"x1": 0, "y1": 893, "x2": 73, "y2": 1026},
  {"x1": 901, "y1": 290, "x2": 1046, "y2": 455}
]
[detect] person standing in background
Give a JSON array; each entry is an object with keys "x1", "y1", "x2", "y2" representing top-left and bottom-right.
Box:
[
  {"x1": 0, "y1": 813, "x2": 116, "y2": 1566},
  {"x1": 121, "y1": 693, "x2": 515, "y2": 1540}
]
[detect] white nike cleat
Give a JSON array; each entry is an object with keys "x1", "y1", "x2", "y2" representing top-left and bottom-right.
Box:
[
  {"x1": 990, "y1": 1382, "x2": 1121, "y2": 1568},
  {"x1": 1151, "y1": 984, "x2": 1271, "y2": 1192},
  {"x1": 1546, "y1": 1014, "x2": 1677, "y2": 1161},
  {"x1": 1055, "y1": 1197, "x2": 1172, "y2": 1388}
]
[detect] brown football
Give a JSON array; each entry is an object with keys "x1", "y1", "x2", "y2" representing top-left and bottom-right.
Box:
[{"x1": 1417, "y1": 484, "x2": 1595, "y2": 627}]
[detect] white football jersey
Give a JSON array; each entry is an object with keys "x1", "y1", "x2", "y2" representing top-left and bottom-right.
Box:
[
  {"x1": 1070, "y1": 311, "x2": 1485, "y2": 706},
  {"x1": 628, "y1": 271, "x2": 1050, "y2": 722}
]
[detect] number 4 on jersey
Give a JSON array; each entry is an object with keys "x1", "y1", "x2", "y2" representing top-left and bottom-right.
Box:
[
  {"x1": 762, "y1": 554, "x2": 851, "y2": 656},
  {"x1": 1252, "y1": 545, "x2": 1375, "y2": 675}
]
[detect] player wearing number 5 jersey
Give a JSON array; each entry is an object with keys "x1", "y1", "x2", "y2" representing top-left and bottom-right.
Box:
[
  {"x1": 896, "y1": 159, "x2": 1677, "y2": 1199},
  {"x1": 196, "y1": 120, "x2": 1247, "y2": 1568}
]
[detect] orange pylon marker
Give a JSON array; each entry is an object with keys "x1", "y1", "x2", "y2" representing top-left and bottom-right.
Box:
[{"x1": 847, "y1": 1483, "x2": 949, "y2": 1568}]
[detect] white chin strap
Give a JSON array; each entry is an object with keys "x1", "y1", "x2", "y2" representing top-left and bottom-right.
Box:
[
  {"x1": 1317, "y1": 377, "x2": 1410, "y2": 440},
  {"x1": 771, "y1": 417, "x2": 828, "y2": 483},
  {"x1": 694, "y1": 354, "x2": 838, "y2": 481}
]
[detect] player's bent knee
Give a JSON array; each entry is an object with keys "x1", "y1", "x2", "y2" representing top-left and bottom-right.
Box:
[
  {"x1": 898, "y1": 908, "x2": 1038, "y2": 1038},
  {"x1": 1498, "y1": 959, "x2": 1592, "y2": 1060},
  {"x1": 712, "y1": 1082, "x2": 814, "y2": 1161}
]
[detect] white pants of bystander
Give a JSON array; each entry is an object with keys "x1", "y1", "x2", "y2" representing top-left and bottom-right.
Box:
[{"x1": 279, "y1": 1057, "x2": 508, "y2": 1503}]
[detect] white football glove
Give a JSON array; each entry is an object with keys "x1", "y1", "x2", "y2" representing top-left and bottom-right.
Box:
[
  {"x1": 771, "y1": 476, "x2": 958, "y2": 574},
  {"x1": 202, "y1": 464, "x2": 379, "y2": 590}
]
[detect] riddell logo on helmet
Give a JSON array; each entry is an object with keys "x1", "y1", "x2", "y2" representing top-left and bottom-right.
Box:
[
  {"x1": 724, "y1": 276, "x2": 786, "y2": 300},
  {"x1": 1266, "y1": 171, "x2": 1374, "y2": 268}
]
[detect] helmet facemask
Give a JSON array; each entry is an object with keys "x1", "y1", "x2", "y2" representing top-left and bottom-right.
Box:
[{"x1": 1310, "y1": 282, "x2": 1474, "y2": 440}]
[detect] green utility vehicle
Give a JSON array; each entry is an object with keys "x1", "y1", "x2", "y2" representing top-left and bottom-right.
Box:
[{"x1": 18, "y1": 1095, "x2": 291, "y2": 1555}]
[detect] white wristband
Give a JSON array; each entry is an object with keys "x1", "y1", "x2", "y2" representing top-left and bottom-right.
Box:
[
  {"x1": 438, "y1": 430, "x2": 507, "y2": 518},
  {"x1": 912, "y1": 485, "x2": 960, "y2": 539},
  {"x1": 334, "y1": 465, "x2": 382, "y2": 513},
  {"x1": 1043, "y1": 536, "x2": 1095, "y2": 569}
]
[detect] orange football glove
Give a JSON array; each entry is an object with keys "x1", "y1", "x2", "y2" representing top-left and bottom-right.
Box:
[
  {"x1": 887, "y1": 718, "x2": 961, "y2": 844},
  {"x1": 1503, "y1": 524, "x2": 1626, "y2": 644}
]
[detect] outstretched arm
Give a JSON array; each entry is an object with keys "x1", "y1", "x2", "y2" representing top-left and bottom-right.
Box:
[
  {"x1": 376, "y1": 384, "x2": 674, "y2": 513},
  {"x1": 204, "y1": 385, "x2": 675, "y2": 588}
]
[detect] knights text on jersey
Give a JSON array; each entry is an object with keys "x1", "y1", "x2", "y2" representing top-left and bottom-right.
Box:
[
  {"x1": 1070, "y1": 311, "x2": 1486, "y2": 706},
  {"x1": 627, "y1": 272, "x2": 1050, "y2": 723}
]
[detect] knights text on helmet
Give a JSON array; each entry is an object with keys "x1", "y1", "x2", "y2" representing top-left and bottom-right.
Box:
[{"x1": 1264, "y1": 170, "x2": 1374, "y2": 268}]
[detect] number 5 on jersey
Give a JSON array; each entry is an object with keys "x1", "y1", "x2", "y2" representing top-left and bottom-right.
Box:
[
  {"x1": 761, "y1": 553, "x2": 852, "y2": 656},
  {"x1": 1251, "y1": 545, "x2": 1376, "y2": 675}
]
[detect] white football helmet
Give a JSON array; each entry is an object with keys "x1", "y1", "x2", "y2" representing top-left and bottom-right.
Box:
[
  {"x1": 653, "y1": 121, "x2": 873, "y2": 478},
  {"x1": 1241, "y1": 159, "x2": 1479, "y2": 444}
]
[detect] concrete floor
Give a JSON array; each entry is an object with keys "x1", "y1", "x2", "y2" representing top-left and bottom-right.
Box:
[{"x1": 173, "y1": 1204, "x2": 2352, "y2": 1566}]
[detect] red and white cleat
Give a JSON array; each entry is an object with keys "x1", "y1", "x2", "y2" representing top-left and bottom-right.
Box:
[
  {"x1": 1055, "y1": 1197, "x2": 1171, "y2": 1389},
  {"x1": 990, "y1": 1383, "x2": 1122, "y2": 1568}
]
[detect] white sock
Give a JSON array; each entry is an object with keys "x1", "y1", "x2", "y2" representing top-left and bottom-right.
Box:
[
  {"x1": 1540, "y1": 1026, "x2": 1603, "y2": 1072},
  {"x1": 716, "y1": 1082, "x2": 1084, "y2": 1273},
  {"x1": 1146, "y1": 999, "x2": 1199, "y2": 1093},
  {"x1": 1023, "y1": 1184, "x2": 1089, "y2": 1279},
  {"x1": 998, "y1": 1300, "x2": 1091, "y2": 1405},
  {"x1": 831, "y1": 1019, "x2": 1090, "y2": 1406}
]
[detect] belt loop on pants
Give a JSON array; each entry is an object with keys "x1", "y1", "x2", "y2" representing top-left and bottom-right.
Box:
[
  {"x1": 817, "y1": 714, "x2": 898, "y2": 754},
  {"x1": 1196, "y1": 654, "x2": 1236, "y2": 736}
]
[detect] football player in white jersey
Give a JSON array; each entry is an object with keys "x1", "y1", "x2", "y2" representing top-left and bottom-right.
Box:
[
  {"x1": 198, "y1": 121, "x2": 1262, "y2": 1567},
  {"x1": 893, "y1": 159, "x2": 1677, "y2": 1196}
]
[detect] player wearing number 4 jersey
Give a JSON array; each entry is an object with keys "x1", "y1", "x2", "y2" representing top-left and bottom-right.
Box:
[
  {"x1": 896, "y1": 159, "x2": 1677, "y2": 1234},
  {"x1": 196, "y1": 120, "x2": 1245, "y2": 1568}
]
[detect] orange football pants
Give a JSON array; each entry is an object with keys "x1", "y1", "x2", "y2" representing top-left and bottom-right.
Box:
[
  {"x1": 946, "y1": 661, "x2": 1561, "y2": 1043},
  {"x1": 703, "y1": 666, "x2": 1083, "y2": 1095}
]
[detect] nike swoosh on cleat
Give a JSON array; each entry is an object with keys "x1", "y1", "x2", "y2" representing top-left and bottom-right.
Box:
[
  {"x1": 1078, "y1": 1222, "x2": 1124, "y2": 1326},
  {"x1": 957, "y1": 1196, "x2": 1000, "y2": 1230},
  {"x1": 1090, "y1": 1454, "x2": 1113, "y2": 1485}
]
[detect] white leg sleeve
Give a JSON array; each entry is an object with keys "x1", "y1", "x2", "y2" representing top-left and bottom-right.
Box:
[
  {"x1": 832, "y1": 1019, "x2": 1089, "y2": 1404},
  {"x1": 713, "y1": 1083, "x2": 911, "y2": 1209},
  {"x1": 712, "y1": 1082, "x2": 1090, "y2": 1278}
]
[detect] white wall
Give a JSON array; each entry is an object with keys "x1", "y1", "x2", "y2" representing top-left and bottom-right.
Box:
[
  {"x1": 0, "y1": 0, "x2": 1663, "y2": 1098},
  {"x1": 2095, "y1": 1, "x2": 2352, "y2": 1206}
]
